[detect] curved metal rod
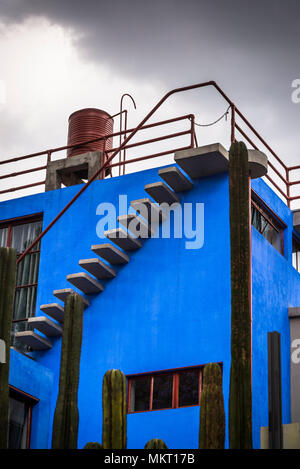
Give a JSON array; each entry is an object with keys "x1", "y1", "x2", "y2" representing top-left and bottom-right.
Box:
[{"x1": 119, "y1": 93, "x2": 137, "y2": 175}]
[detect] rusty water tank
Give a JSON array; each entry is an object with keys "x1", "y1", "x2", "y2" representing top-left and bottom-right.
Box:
[{"x1": 67, "y1": 108, "x2": 114, "y2": 158}]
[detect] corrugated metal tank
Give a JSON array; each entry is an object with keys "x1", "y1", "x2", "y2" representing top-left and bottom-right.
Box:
[{"x1": 67, "y1": 108, "x2": 114, "y2": 158}]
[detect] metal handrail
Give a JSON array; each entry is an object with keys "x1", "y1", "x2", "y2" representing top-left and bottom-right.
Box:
[{"x1": 12, "y1": 80, "x2": 300, "y2": 263}]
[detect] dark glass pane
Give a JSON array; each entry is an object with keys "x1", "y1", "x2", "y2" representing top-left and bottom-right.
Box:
[
  {"x1": 8, "y1": 397, "x2": 28, "y2": 449},
  {"x1": 178, "y1": 370, "x2": 199, "y2": 407},
  {"x1": 11, "y1": 221, "x2": 42, "y2": 254},
  {"x1": 152, "y1": 374, "x2": 173, "y2": 410},
  {"x1": 13, "y1": 286, "x2": 37, "y2": 320},
  {"x1": 130, "y1": 377, "x2": 151, "y2": 412}
]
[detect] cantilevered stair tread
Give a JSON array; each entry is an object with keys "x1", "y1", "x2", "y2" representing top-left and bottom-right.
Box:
[
  {"x1": 40, "y1": 303, "x2": 64, "y2": 323},
  {"x1": 174, "y1": 143, "x2": 229, "y2": 179},
  {"x1": 91, "y1": 243, "x2": 129, "y2": 265},
  {"x1": 118, "y1": 214, "x2": 154, "y2": 238},
  {"x1": 14, "y1": 331, "x2": 52, "y2": 350},
  {"x1": 28, "y1": 316, "x2": 62, "y2": 337},
  {"x1": 104, "y1": 228, "x2": 142, "y2": 251},
  {"x1": 53, "y1": 288, "x2": 90, "y2": 308},
  {"x1": 79, "y1": 258, "x2": 116, "y2": 279},
  {"x1": 131, "y1": 198, "x2": 166, "y2": 225},
  {"x1": 144, "y1": 182, "x2": 180, "y2": 205},
  {"x1": 67, "y1": 272, "x2": 104, "y2": 294},
  {"x1": 158, "y1": 166, "x2": 193, "y2": 192}
]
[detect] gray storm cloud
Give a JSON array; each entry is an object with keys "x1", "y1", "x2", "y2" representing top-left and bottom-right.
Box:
[{"x1": 0, "y1": 0, "x2": 300, "y2": 165}]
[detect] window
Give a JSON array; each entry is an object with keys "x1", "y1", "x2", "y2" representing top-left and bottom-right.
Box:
[
  {"x1": 127, "y1": 365, "x2": 216, "y2": 413},
  {"x1": 0, "y1": 214, "x2": 43, "y2": 350},
  {"x1": 293, "y1": 236, "x2": 300, "y2": 273},
  {"x1": 251, "y1": 195, "x2": 284, "y2": 255},
  {"x1": 8, "y1": 387, "x2": 38, "y2": 449}
]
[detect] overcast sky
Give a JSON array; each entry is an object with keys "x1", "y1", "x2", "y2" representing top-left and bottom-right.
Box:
[{"x1": 0, "y1": 0, "x2": 300, "y2": 199}]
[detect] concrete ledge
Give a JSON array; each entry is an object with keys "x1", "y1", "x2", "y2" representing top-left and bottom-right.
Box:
[
  {"x1": 67, "y1": 273, "x2": 104, "y2": 294},
  {"x1": 53, "y1": 288, "x2": 90, "y2": 308},
  {"x1": 158, "y1": 166, "x2": 193, "y2": 192},
  {"x1": 289, "y1": 307, "x2": 300, "y2": 318},
  {"x1": 131, "y1": 198, "x2": 166, "y2": 225},
  {"x1": 261, "y1": 423, "x2": 300, "y2": 449},
  {"x1": 174, "y1": 143, "x2": 268, "y2": 180},
  {"x1": 40, "y1": 303, "x2": 64, "y2": 323},
  {"x1": 79, "y1": 258, "x2": 116, "y2": 279},
  {"x1": 105, "y1": 228, "x2": 142, "y2": 251},
  {"x1": 28, "y1": 316, "x2": 62, "y2": 337},
  {"x1": 14, "y1": 331, "x2": 52, "y2": 350},
  {"x1": 91, "y1": 243, "x2": 129, "y2": 265},
  {"x1": 118, "y1": 214, "x2": 154, "y2": 238}
]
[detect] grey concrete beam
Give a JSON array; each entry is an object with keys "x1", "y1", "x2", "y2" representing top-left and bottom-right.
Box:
[
  {"x1": 91, "y1": 243, "x2": 129, "y2": 265},
  {"x1": 14, "y1": 331, "x2": 52, "y2": 350},
  {"x1": 248, "y1": 150, "x2": 268, "y2": 179},
  {"x1": 158, "y1": 166, "x2": 193, "y2": 192},
  {"x1": 118, "y1": 214, "x2": 154, "y2": 238},
  {"x1": 67, "y1": 272, "x2": 104, "y2": 294},
  {"x1": 131, "y1": 198, "x2": 166, "y2": 225},
  {"x1": 174, "y1": 143, "x2": 229, "y2": 179},
  {"x1": 105, "y1": 228, "x2": 142, "y2": 251},
  {"x1": 79, "y1": 258, "x2": 116, "y2": 279},
  {"x1": 53, "y1": 288, "x2": 90, "y2": 308},
  {"x1": 289, "y1": 307, "x2": 300, "y2": 318},
  {"x1": 40, "y1": 303, "x2": 64, "y2": 323},
  {"x1": 28, "y1": 316, "x2": 62, "y2": 337},
  {"x1": 145, "y1": 182, "x2": 180, "y2": 205}
]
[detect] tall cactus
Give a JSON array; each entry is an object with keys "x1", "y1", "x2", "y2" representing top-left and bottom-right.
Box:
[
  {"x1": 228, "y1": 141, "x2": 252, "y2": 448},
  {"x1": 102, "y1": 369, "x2": 127, "y2": 449},
  {"x1": 52, "y1": 293, "x2": 84, "y2": 449},
  {"x1": 144, "y1": 439, "x2": 168, "y2": 449},
  {"x1": 0, "y1": 248, "x2": 17, "y2": 449},
  {"x1": 199, "y1": 363, "x2": 225, "y2": 449}
]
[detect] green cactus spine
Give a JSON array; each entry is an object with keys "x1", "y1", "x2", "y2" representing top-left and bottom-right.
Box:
[
  {"x1": 199, "y1": 363, "x2": 225, "y2": 449},
  {"x1": 0, "y1": 248, "x2": 17, "y2": 449},
  {"x1": 228, "y1": 141, "x2": 252, "y2": 449},
  {"x1": 83, "y1": 442, "x2": 103, "y2": 449},
  {"x1": 144, "y1": 439, "x2": 168, "y2": 449},
  {"x1": 52, "y1": 293, "x2": 84, "y2": 449},
  {"x1": 102, "y1": 369, "x2": 127, "y2": 449}
]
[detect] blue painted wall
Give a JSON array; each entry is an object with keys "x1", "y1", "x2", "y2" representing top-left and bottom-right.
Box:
[{"x1": 1, "y1": 163, "x2": 299, "y2": 449}]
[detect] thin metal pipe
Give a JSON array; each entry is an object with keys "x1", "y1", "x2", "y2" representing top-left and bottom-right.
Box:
[{"x1": 120, "y1": 93, "x2": 136, "y2": 176}]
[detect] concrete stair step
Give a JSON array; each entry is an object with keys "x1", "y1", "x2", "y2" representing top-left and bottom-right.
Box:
[
  {"x1": 14, "y1": 331, "x2": 52, "y2": 350},
  {"x1": 144, "y1": 182, "x2": 180, "y2": 205},
  {"x1": 28, "y1": 316, "x2": 62, "y2": 337},
  {"x1": 104, "y1": 228, "x2": 142, "y2": 251},
  {"x1": 158, "y1": 166, "x2": 193, "y2": 192},
  {"x1": 131, "y1": 198, "x2": 166, "y2": 225},
  {"x1": 91, "y1": 243, "x2": 129, "y2": 265},
  {"x1": 174, "y1": 143, "x2": 229, "y2": 179},
  {"x1": 118, "y1": 214, "x2": 154, "y2": 238},
  {"x1": 79, "y1": 258, "x2": 116, "y2": 279},
  {"x1": 53, "y1": 288, "x2": 90, "y2": 308},
  {"x1": 67, "y1": 272, "x2": 104, "y2": 294},
  {"x1": 40, "y1": 303, "x2": 64, "y2": 323}
]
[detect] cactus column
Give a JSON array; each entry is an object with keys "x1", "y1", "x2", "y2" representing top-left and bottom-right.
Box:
[
  {"x1": 52, "y1": 293, "x2": 84, "y2": 449},
  {"x1": 199, "y1": 363, "x2": 225, "y2": 449},
  {"x1": 228, "y1": 141, "x2": 252, "y2": 449},
  {"x1": 0, "y1": 247, "x2": 17, "y2": 449},
  {"x1": 102, "y1": 369, "x2": 127, "y2": 449}
]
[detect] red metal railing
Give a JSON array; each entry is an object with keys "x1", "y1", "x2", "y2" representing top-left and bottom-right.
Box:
[{"x1": 0, "y1": 80, "x2": 298, "y2": 264}]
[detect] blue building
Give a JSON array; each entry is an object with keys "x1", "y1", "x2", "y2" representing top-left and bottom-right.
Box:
[{"x1": 1, "y1": 105, "x2": 300, "y2": 449}]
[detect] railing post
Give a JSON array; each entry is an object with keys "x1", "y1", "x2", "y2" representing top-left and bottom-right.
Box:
[
  {"x1": 231, "y1": 105, "x2": 236, "y2": 144},
  {"x1": 286, "y1": 168, "x2": 290, "y2": 208},
  {"x1": 47, "y1": 151, "x2": 52, "y2": 164}
]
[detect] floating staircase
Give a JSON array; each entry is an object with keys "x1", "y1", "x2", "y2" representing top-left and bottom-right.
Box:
[{"x1": 15, "y1": 143, "x2": 267, "y2": 350}]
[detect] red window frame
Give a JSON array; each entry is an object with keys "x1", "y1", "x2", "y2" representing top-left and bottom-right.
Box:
[
  {"x1": 0, "y1": 213, "x2": 43, "y2": 321},
  {"x1": 292, "y1": 235, "x2": 300, "y2": 273},
  {"x1": 9, "y1": 385, "x2": 39, "y2": 449},
  {"x1": 126, "y1": 363, "x2": 221, "y2": 414}
]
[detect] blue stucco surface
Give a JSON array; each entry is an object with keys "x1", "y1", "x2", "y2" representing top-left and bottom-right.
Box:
[{"x1": 1, "y1": 163, "x2": 300, "y2": 449}]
